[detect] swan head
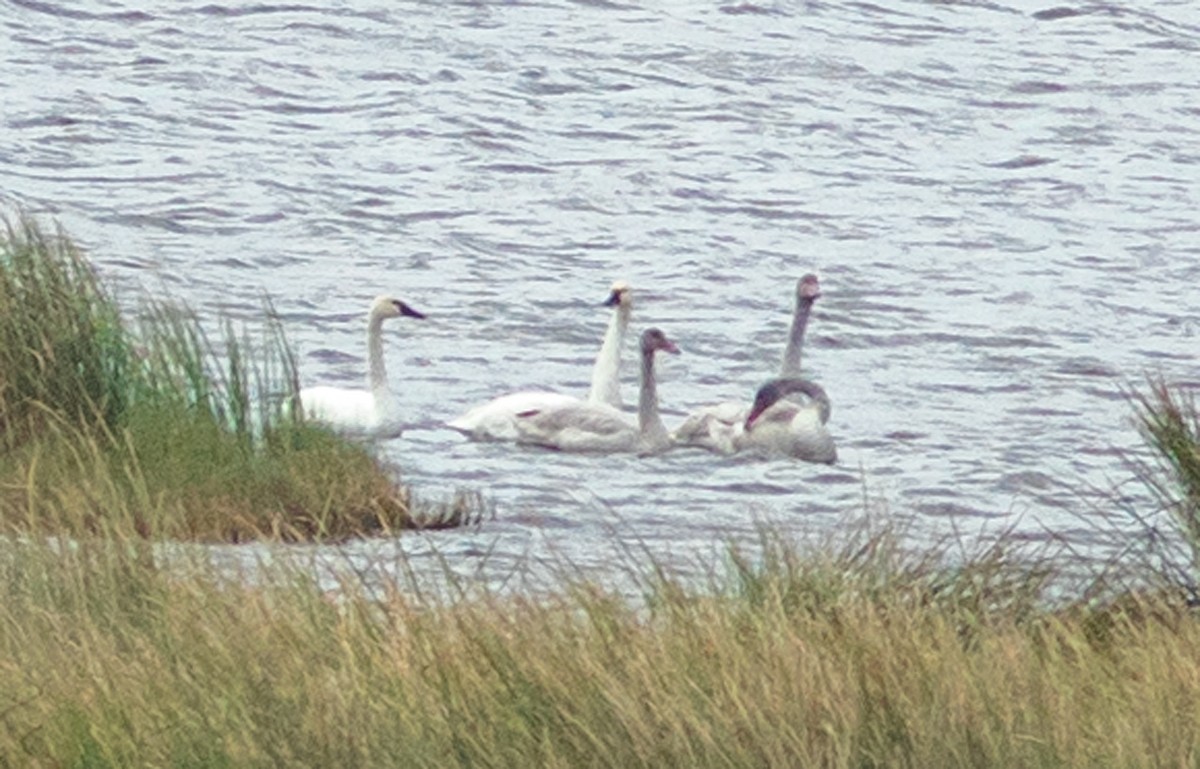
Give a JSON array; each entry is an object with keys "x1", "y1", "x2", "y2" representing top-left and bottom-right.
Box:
[
  {"x1": 640, "y1": 327, "x2": 680, "y2": 356},
  {"x1": 796, "y1": 274, "x2": 821, "y2": 304},
  {"x1": 370, "y1": 295, "x2": 426, "y2": 321},
  {"x1": 744, "y1": 378, "x2": 830, "y2": 430},
  {"x1": 603, "y1": 281, "x2": 633, "y2": 309}
]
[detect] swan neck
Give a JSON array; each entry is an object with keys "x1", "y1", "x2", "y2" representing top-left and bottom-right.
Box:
[
  {"x1": 787, "y1": 380, "x2": 833, "y2": 424},
  {"x1": 588, "y1": 304, "x2": 629, "y2": 407},
  {"x1": 780, "y1": 298, "x2": 814, "y2": 377},
  {"x1": 814, "y1": 388, "x2": 832, "y2": 424},
  {"x1": 637, "y1": 345, "x2": 668, "y2": 443},
  {"x1": 366, "y1": 313, "x2": 389, "y2": 394}
]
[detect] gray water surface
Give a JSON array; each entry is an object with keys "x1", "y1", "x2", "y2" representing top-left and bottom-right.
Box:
[{"x1": 3, "y1": 0, "x2": 1199, "y2": 583}]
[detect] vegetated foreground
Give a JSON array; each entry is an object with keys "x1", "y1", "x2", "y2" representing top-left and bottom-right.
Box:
[
  {"x1": 0, "y1": 213, "x2": 474, "y2": 541},
  {"x1": 2, "y1": 213, "x2": 1200, "y2": 767},
  {"x1": 3, "y1": 516, "x2": 1200, "y2": 768}
]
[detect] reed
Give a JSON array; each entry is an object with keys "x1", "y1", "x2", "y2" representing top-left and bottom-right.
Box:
[
  {"x1": 0, "y1": 213, "x2": 472, "y2": 540},
  {"x1": 0, "y1": 215, "x2": 133, "y2": 447},
  {"x1": 1133, "y1": 378, "x2": 1200, "y2": 559},
  {"x1": 0, "y1": 520, "x2": 1197, "y2": 768}
]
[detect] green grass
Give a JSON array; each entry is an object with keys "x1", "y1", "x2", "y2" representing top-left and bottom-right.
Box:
[
  {"x1": 0, "y1": 215, "x2": 133, "y2": 446},
  {"x1": 0, "y1": 212, "x2": 475, "y2": 540},
  {"x1": 1134, "y1": 378, "x2": 1200, "y2": 555}
]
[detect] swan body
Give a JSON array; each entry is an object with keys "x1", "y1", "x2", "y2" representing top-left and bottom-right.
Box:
[
  {"x1": 511, "y1": 328, "x2": 679, "y2": 455},
  {"x1": 447, "y1": 281, "x2": 632, "y2": 441},
  {"x1": 735, "y1": 378, "x2": 837, "y2": 463},
  {"x1": 298, "y1": 295, "x2": 425, "y2": 437},
  {"x1": 674, "y1": 274, "x2": 824, "y2": 451}
]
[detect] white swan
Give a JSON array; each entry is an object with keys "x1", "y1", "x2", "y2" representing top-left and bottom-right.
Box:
[
  {"x1": 297, "y1": 295, "x2": 425, "y2": 437},
  {"x1": 446, "y1": 281, "x2": 633, "y2": 441},
  {"x1": 735, "y1": 378, "x2": 837, "y2": 463},
  {"x1": 673, "y1": 274, "x2": 823, "y2": 450},
  {"x1": 509, "y1": 328, "x2": 679, "y2": 454}
]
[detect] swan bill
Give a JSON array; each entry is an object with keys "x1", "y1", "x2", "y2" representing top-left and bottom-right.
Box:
[{"x1": 394, "y1": 300, "x2": 426, "y2": 320}]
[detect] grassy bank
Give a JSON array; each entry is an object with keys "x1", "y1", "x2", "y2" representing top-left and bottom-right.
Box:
[
  {"x1": 0, "y1": 518, "x2": 1197, "y2": 768},
  {"x1": 0, "y1": 213, "x2": 470, "y2": 540}
]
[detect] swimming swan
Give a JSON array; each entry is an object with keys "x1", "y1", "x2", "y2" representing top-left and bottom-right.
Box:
[
  {"x1": 297, "y1": 295, "x2": 425, "y2": 437},
  {"x1": 673, "y1": 274, "x2": 824, "y2": 450},
  {"x1": 510, "y1": 328, "x2": 680, "y2": 454},
  {"x1": 736, "y1": 378, "x2": 837, "y2": 463},
  {"x1": 447, "y1": 281, "x2": 633, "y2": 441}
]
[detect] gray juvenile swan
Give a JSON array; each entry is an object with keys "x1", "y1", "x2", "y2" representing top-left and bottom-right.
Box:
[
  {"x1": 509, "y1": 328, "x2": 680, "y2": 454},
  {"x1": 447, "y1": 281, "x2": 633, "y2": 441},
  {"x1": 673, "y1": 274, "x2": 826, "y2": 450},
  {"x1": 298, "y1": 295, "x2": 425, "y2": 437},
  {"x1": 735, "y1": 378, "x2": 837, "y2": 463}
]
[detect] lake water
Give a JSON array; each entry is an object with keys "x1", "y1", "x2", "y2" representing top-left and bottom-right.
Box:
[{"x1": 3, "y1": 0, "x2": 1198, "y2": 586}]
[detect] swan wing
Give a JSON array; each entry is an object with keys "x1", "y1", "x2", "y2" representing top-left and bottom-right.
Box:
[
  {"x1": 300, "y1": 386, "x2": 391, "y2": 435},
  {"x1": 736, "y1": 404, "x2": 837, "y2": 464},
  {"x1": 512, "y1": 402, "x2": 637, "y2": 452},
  {"x1": 673, "y1": 400, "x2": 747, "y2": 452},
  {"x1": 447, "y1": 390, "x2": 581, "y2": 441}
]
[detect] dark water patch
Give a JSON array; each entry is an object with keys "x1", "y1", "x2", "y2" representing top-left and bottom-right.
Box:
[
  {"x1": 283, "y1": 22, "x2": 355, "y2": 38},
  {"x1": 559, "y1": 129, "x2": 640, "y2": 142},
  {"x1": 711, "y1": 481, "x2": 797, "y2": 495},
  {"x1": 998, "y1": 470, "x2": 1062, "y2": 492},
  {"x1": 505, "y1": 511, "x2": 582, "y2": 529},
  {"x1": 10, "y1": 0, "x2": 156, "y2": 23},
  {"x1": 928, "y1": 381, "x2": 1032, "y2": 396},
  {"x1": 8, "y1": 114, "x2": 86, "y2": 129},
  {"x1": 699, "y1": 205, "x2": 830, "y2": 222},
  {"x1": 1052, "y1": 357, "x2": 1120, "y2": 378},
  {"x1": 884, "y1": 431, "x2": 927, "y2": 442},
  {"x1": 967, "y1": 99, "x2": 1040, "y2": 111},
  {"x1": 209, "y1": 256, "x2": 258, "y2": 270},
  {"x1": 1032, "y1": 7, "x2": 1089, "y2": 21},
  {"x1": 1011, "y1": 81, "x2": 1069, "y2": 96},
  {"x1": 988, "y1": 155, "x2": 1057, "y2": 170},
  {"x1": 192, "y1": 4, "x2": 323, "y2": 18},
  {"x1": 912, "y1": 501, "x2": 1008, "y2": 518},
  {"x1": 1009, "y1": 406, "x2": 1082, "y2": 418},
  {"x1": 719, "y1": 3, "x2": 779, "y2": 15},
  {"x1": 475, "y1": 163, "x2": 554, "y2": 175}
]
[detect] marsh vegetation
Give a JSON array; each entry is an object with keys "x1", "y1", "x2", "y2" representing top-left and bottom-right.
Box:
[
  {"x1": 2, "y1": 214, "x2": 1199, "y2": 767},
  {"x1": 0, "y1": 214, "x2": 475, "y2": 542}
]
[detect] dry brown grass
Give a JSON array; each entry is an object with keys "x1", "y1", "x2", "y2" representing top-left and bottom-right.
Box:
[{"x1": 1, "y1": 522, "x2": 1198, "y2": 768}]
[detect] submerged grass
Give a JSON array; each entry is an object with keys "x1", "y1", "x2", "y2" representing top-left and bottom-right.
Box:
[{"x1": 0, "y1": 212, "x2": 474, "y2": 540}]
